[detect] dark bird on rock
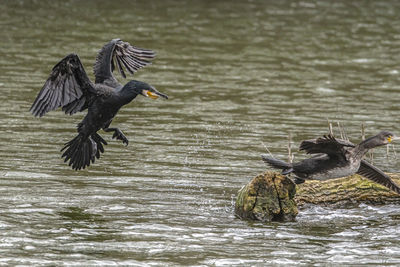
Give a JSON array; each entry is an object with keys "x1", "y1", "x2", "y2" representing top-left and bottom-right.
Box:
[
  {"x1": 262, "y1": 131, "x2": 400, "y2": 194},
  {"x1": 30, "y1": 38, "x2": 168, "y2": 170}
]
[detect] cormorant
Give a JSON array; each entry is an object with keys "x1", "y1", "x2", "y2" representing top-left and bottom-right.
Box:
[
  {"x1": 30, "y1": 39, "x2": 168, "y2": 170},
  {"x1": 262, "y1": 131, "x2": 400, "y2": 194}
]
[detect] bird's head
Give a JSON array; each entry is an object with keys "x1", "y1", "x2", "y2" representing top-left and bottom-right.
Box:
[
  {"x1": 375, "y1": 131, "x2": 400, "y2": 145},
  {"x1": 125, "y1": 80, "x2": 168, "y2": 100}
]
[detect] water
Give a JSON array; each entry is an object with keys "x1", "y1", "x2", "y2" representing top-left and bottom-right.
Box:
[{"x1": 1, "y1": 0, "x2": 400, "y2": 265}]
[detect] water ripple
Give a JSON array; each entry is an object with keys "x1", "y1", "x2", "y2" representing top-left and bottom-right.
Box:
[{"x1": 1, "y1": 0, "x2": 400, "y2": 265}]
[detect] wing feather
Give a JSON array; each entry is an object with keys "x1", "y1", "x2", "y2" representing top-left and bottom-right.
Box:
[
  {"x1": 119, "y1": 56, "x2": 135, "y2": 75},
  {"x1": 52, "y1": 86, "x2": 60, "y2": 107},
  {"x1": 62, "y1": 80, "x2": 70, "y2": 105},
  {"x1": 64, "y1": 77, "x2": 73, "y2": 103},
  {"x1": 300, "y1": 135, "x2": 355, "y2": 155},
  {"x1": 35, "y1": 89, "x2": 52, "y2": 116},
  {"x1": 115, "y1": 55, "x2": 126, "y2": 78},
  {"x1": 94, "y1": 38, "x2": 155, "y2": 84},
  {"x1": 30, "y1": 54, "x2": 95, "y2": 117},
  {"x1": 357, "y1": 160, "x2": 400, "y2": 195}
]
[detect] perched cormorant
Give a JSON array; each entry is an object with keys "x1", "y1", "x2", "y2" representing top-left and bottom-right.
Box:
[
  {"x1": 30, "y1": 39, "x2": 168, "y2": 170},
  {"x1": 262, "y1": 131, "x2": 400, "y2": 194}
]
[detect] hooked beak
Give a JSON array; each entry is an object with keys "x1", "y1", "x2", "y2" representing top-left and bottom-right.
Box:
[
  {"x1": 144, "y1": 88, "x2": 168, "y2": 100},
  {"x1": 388, "y1": 135, "x2": 400, "y2": 143}
]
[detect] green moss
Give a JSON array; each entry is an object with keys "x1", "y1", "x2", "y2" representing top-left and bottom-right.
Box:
[
  {"x1": 295, "y1": 174, "x2": 400, "y2": 206},
  {"x1": 235, "y1": 171, "x2": 298, "y2": 222}
]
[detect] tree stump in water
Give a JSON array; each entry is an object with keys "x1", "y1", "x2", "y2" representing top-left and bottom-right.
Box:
[
  {"x1": 235, "y1": 171, "x2": 298, "y2": 222},
  {"x1": 235, "y1": 171, "x2": 400, "y2": 222}
]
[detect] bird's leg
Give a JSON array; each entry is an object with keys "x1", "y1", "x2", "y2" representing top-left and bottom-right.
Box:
[{"x1": 104, "y1": 127, "x2": 129, "y2": 146}]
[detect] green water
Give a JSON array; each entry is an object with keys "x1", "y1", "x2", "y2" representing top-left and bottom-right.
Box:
[{"x1": 1, "y1": 0, "x2": 400, "y2": 265}]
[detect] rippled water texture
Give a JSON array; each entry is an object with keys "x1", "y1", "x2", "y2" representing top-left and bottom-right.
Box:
[{"x1": 1, "y1": 0, "x2": 400, "y2": 265}]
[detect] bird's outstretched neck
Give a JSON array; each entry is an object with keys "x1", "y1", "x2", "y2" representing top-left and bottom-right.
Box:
[
  {"x1": 353, "y1": 139, "x2": 376, "y2": 159},
  {"x1": 354, "y1": 131, "x2": 397, "y2": 159}
]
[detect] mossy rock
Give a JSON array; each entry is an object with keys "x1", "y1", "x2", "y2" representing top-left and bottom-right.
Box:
[{"x1": 235, "y1": 171, "x2": 298, "y2": 222}]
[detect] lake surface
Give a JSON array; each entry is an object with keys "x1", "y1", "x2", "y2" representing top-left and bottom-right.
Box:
[{"x1": 1, "y1": 0, "x2": 400, "y2": 265}]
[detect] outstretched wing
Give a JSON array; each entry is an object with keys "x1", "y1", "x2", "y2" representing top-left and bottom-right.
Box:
[
  {"x1": 299, "y1": 135, "x2": 355, "y2": 155},
  {"x1": 30, "y1": 54, "x2": 95, "y2": 117},
  {"x1": 357, "y1": 160, "x2": 400, "y2": 194},
  {"x1": 93, "y1": 38, "x2": 155, "y2": 85}
]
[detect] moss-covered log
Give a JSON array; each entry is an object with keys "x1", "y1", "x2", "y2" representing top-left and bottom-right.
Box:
[
  {"x1": 295, "y1": 173, "x2": 400, "y2": 206},
  {"x1": 235, "y1": 171, "x2": 400, "y2": 222}
]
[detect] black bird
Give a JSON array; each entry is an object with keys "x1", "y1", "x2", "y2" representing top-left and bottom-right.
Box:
[
  {"x1": 30, "y1": 38, "x2": 168, "y2": 170},
  {"x1": 262, "y1": 131, "x2": 400, "y2": 194}
]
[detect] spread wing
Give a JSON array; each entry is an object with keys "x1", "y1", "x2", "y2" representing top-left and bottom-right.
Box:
[
  {"x1": 357, "y1": 160, "x2": 400, "y2": 195},
  {"x1": 93, "y1": 38, "x2": 155, "y2": 85},
  {"x1": 30, "y1": 54, "x2": 95, "y2": 117},
  {"x1": 299, "y1": 135, "x2": 355, "y2": 155}
]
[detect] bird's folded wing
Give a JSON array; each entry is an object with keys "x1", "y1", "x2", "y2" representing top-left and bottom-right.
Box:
[
  {"x1": 94, "y1": 38, "x2": 155, "y2": 84},
  {"x1": 357, "y1": 160, "x2": 400, "y2": 194},
  {"x1": 30, "y1": 54, "x2": 95, "y2": 117},
  {"x1": 299, "y1": 135, "x2": 355, "y2": 155}
]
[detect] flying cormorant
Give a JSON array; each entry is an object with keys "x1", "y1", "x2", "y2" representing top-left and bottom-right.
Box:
[
  {"x1": 262, "y1": 131, "x2": 400, "y2": 194},
  {"x1": 30, "y1": 39, "x2": 168, "y2": 170}
]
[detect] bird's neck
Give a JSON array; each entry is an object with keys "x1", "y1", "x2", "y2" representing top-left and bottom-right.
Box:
[
  {"x1": 353, "y1": 137, "x2": 381, "y2": 158},
  {"x1": 118, "y1": 85, "x2": 139, "y2": 105}
]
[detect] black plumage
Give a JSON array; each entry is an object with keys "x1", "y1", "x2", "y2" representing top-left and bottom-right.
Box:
[
  {"x1": 30, "y1": 39, "x2": 168, "y2": 170},
  {"x1": 262, "y1": 131, "x2": 400, "y2": 194}
]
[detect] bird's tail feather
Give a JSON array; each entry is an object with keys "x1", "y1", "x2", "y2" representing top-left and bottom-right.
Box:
[
  {"x1": 91, "y1": 133, "x2": 107, "y2": 159},
  {"x1": 261, "y1": 154, "x2": 293, "y2": 174},
  {"x1": 61, "y1": 133, "x2": 107, "y2": 170}
]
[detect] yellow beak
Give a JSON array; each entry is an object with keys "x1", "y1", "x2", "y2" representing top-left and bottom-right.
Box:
[{"x1": 147, "y1": 91, "x2": 159, "y2": 99}]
